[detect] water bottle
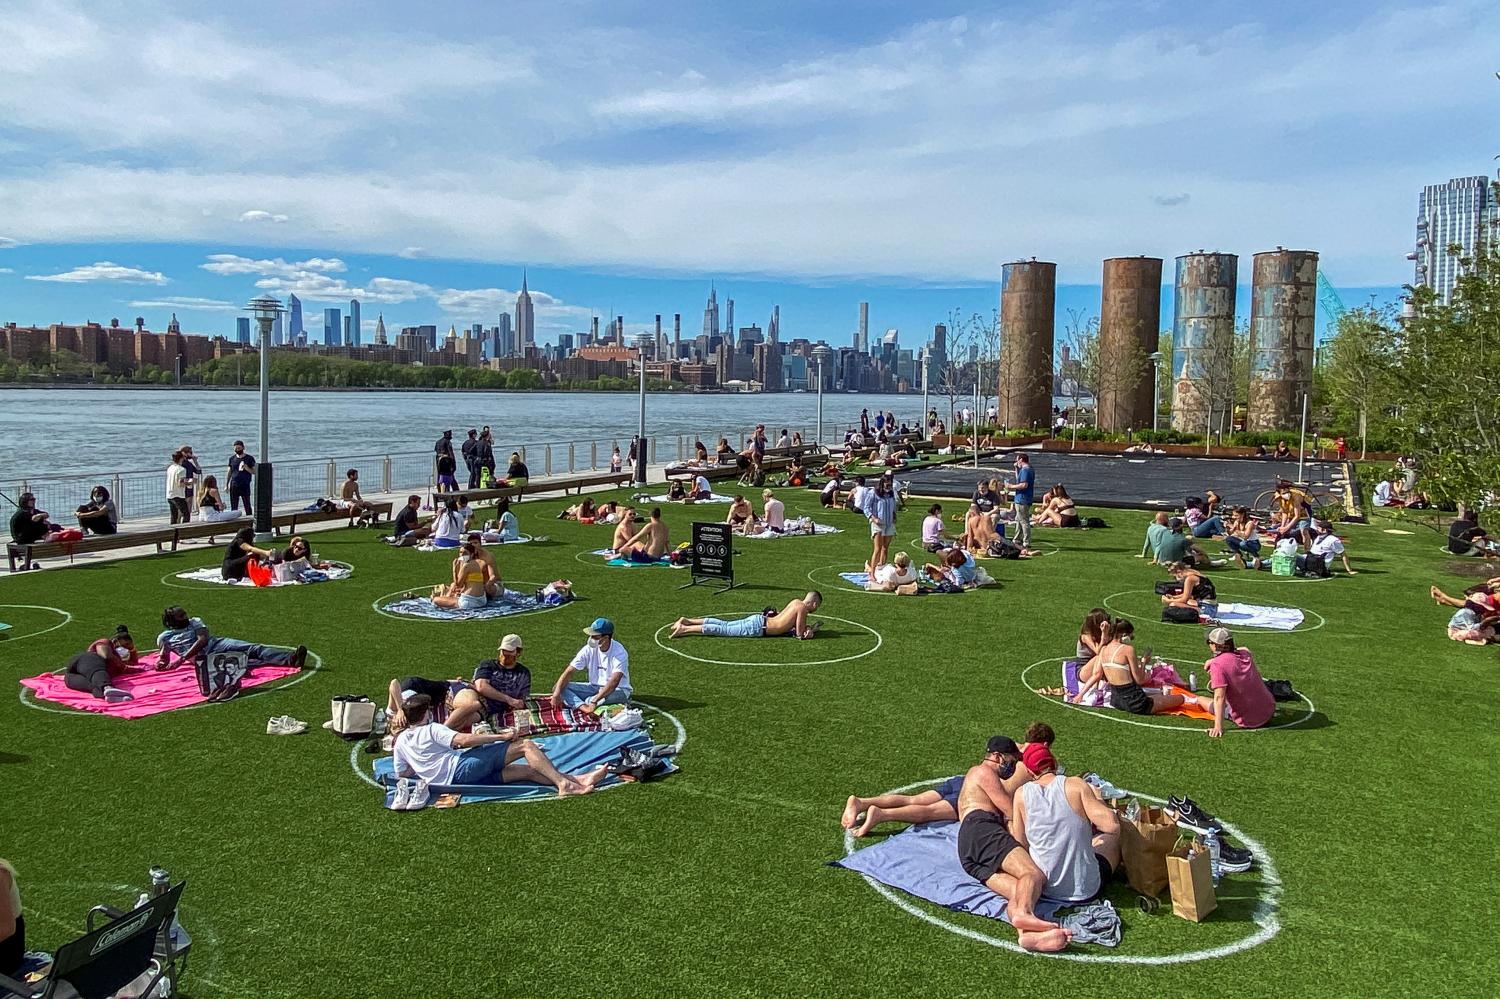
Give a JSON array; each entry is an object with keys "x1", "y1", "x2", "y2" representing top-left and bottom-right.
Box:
[
  {"x1": 149, "y1": 866, "x2": 170, "y2": 897},
  {"x1": 1125, "y1": 799, "x2": 1140, "y2": 822},
  {"x1": 1203, "y1": 831, "x2": 1222, "y2": 885},
  {"x1": 1189, "y1": 672, "x2": 1197, "y2": 692}
]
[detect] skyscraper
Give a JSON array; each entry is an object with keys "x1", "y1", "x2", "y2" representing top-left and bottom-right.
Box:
[
  {"x1": 1414, "y1": 175, "x2": 1498, "y2": 303},
  {"x1": 323, "y1": 308, "x2": 342, "y2": 346},
  {"x1": 271, "y1": 314, "x2": 282, "y2": 345},
  {"x1": 857, "y1": 302, "x2": 869, "y2": 353},
  {"x1": 724, "y1": 298, "x2": 734, "y2": 346},
  {"x1": 496, "y1": 313, "x2": 512, "y2": 355},
  {"x1": 235, "y1": 317, "x2": 251, "y2": 344},
  {"x1": 286, "y1": 294, "x2": 303, "y2": 345},
  {"x1": 349, "y1": 298, "x2": 362, "y2": 346},
  {"x1": 673, "y1": 313, "x2": 682, "y2": 359},
  {"x1": 374, "y1": 313, "x2": 387, "y2": 345},
  {"x1": 515, "y1": 271, "x2": 535, "y2": 348},
  {"x1": 770, "y1": 305, "x2": 780, "y2": 344},
  {"x1": 701, "y1": 285, "x2": 720, "y2": 339},
  {"x1": 342, "y1": 315, "x2": 352, "y2": 346}
]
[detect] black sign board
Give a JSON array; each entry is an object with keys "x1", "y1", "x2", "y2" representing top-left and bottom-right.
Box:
[{"x1": 683, "y1": 521, "x2": 737, "y2": 592}]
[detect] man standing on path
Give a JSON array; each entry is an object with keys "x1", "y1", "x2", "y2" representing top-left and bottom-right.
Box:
[
  {"x1": 1006, "y1": 453, "x2": 1035, "y2": 554},
  {"x1": 462, "y1": 429, "x2": 480, "y2": 489},
  {"x1": 226, "y1": 440, "x2": 256, "y2": 517},
  {"x1": 434, "y1": 430, "x2": 455, "y2": 489},
  {"x1": 549, "y1": 618, "x2": 632, "y2": 714},
  {"x1": 476, "y1": 427, "x2": 496, "y2": 487}
]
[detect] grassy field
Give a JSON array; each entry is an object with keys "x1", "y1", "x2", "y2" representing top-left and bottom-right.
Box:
[{"x1": 1, "y1": 487, "x2": 1495, "y2": 998}]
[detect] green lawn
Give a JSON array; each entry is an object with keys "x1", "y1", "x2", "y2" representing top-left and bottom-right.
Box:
[{"x1": 1, "y1": 488, "x2": 1495, "y2": 997}]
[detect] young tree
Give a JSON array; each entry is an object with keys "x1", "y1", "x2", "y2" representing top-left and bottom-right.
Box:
[
  {"x1": 1060, "y1": 309, "x2": 1099, "y2": 446},
  {"x1": 1323, "y1": 305, "x2": 1395, "y2": 459}
]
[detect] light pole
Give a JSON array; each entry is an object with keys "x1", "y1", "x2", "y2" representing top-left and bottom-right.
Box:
[
  {"x1": 1148, "y1": 351, "x2": 1164, "y2": 432},
  {"x1": 920, "y1": 348, "x2": 930, "y2": 442},
  {"x1": 635, "y1": 349, "x2": 647, "y2": 486},
  {"x1": 247, "y1": 294, "x2": 283, "y2": 541},
  {"x1": 812, "y1": 344, "x2": 832, "y2": 446}
]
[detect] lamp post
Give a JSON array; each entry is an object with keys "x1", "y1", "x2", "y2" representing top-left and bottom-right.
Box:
[
  {"x1": 635, "y1": 348, "x2": 648, "y2": 486},
  {"x1": 920, "y1": 348, "x2": 930, "y2": 442},
  {"x1": 247, "y1": 294, "x2": 283, "y2": 541},
  {"x1": 812, "y1": 344, "x2": 832, "y2": 446},
  {"x1": 1148, "y1": 351, "x2": 1164, "y2": 433}
]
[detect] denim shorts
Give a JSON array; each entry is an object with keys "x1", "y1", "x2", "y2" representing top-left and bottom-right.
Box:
[{"x1": 703, "y1": 614, "x2": 767, "y2": 638}]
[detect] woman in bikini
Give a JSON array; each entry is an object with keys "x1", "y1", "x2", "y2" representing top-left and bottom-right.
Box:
[
  {"x1": 559, "y1": 497, "x2": 598, "y2": 523},
  {"x1": 1033, "y1": 484, "x2": 1080, "y2": 528},
  {"x1": 1073, "y1": 618, "x2": 1186, "y2": 714},
  {"x1": 725, "y1": 495, "x2": 754, "y2": 533},
  {"x1": 1071, "y1": 607, "x2": 1110, "y2": 692},
  {"x1": 432, "y1": 543, "x2": 495, "y2": 611}
]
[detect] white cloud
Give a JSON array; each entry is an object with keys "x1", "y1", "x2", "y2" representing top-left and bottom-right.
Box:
[
  {"x1": 201, "y1": 254, "x2": 346, "y2": 277},
  {"x1": 0, "y1": 237, "x2": 18, "y2": 249},
  {"x1": 238, "y1": 209, "x2": 288, "y2": 223},
  {"x1": 128, "y1": 295, "x2": 240, "y2": 312},
  {"x1": 397, "y1": 246, "x2": 428, "y2": 259},
  {"x1": 0, "y1": 267, "x2": 12, "y2": 274},
  {"x1": 26, "y1": 261, "x2": 168, "y2": 284}
]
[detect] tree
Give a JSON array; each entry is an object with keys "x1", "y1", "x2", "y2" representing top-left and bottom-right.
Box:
[
  {"x1": 1156, "y1": 330, "x2": 1173, "y2": 429},
  {"x1": 1323, "y1": 305, "x2": 1395, "y2": 459},
  {"x1": 1060, "y1": 309, "x2": 1099, "y2": 447},
  {"x1": 934, "y1": 308, "x2": 978, "y2": 440}
]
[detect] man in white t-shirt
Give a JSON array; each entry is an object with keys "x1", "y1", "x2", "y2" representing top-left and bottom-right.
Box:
[
  {"x1": 761, "y1": 490, "x2": 786, "y2": 533},
  {"x1": 390, "y1": 693, "x2": 603, "y2": 802},
  {"x1": 548, "y1": 618, "x2": 632, "y2": 713},
  {"x1": 692, "y1": 473, "x2": 712, "y2": 500},
  {"x1": 1299, "y1": 522, "x2": 1357, "y2": 576},
  {"x1": 847, "y1": 476, "x2": 870, "y2": 515}
]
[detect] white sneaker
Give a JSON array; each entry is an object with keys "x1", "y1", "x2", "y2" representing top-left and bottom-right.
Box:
[
  {"x1": 472, "y1": 720, "x2": 495, "y2": 736},
  {"x1": 605, "y1": 707, "x2": 643, "y2": 731},
  {"x1": 103, "y1": 685, "x2": 133, "y2": 703},
  {"x1": 267, "y1": 716, "x2": 308, "y2": 735},
  {"x1": 322, "y1": 719, "x2": 335, "y2": 730},
  {"x1": 405, "y1": 778, "x2": 431, "y2": 810},
  {"x1": 390, "y1": 778, "x2": 413, "y2": 811}
]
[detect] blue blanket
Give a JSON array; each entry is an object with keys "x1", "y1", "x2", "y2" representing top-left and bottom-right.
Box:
[
  {"x1": 380, "y1": 589, "x2": 545, "y2": 620},
  {"x1": 372, "y1": 729, "x2": 675, "y2": 805},
  {"x1": 834, "y1": 821, "x2": 1059, "y2": 923}
]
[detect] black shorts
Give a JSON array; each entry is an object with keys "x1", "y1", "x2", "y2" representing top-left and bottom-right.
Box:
[
  {"x1": 957, "y1": 810, "x2": 1021, "y2": 884},
  {"x1": 399, "y1": 677, "x2": 451, "y2": 704},
  {"x1": 1087, "y1": 852, "x2": 1116, "y2": 902},
  {"x1": 1111, "y1": 681, "x2": 1153, "y2": 715}
]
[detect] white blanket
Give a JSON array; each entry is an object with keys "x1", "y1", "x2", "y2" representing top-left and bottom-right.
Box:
[
  {"x1": 648, "y1": 493, "x2": 734, "y2": 503},
  {"x1": 175, "y1": 562, "x2": 353, "y2": 586},
  {"x1": 1213, "y1": 602, "x2": 1305, "y2": 631},
  {"x1": 741, "y1": 522, "x2": 841, "y2": 540}
]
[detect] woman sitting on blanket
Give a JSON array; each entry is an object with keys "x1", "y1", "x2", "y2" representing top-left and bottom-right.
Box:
[
  {"x1": 432, "y1": 543, "x2": 496, "y2": 611},
  {"x1": 921, "y1": 503, "x2": 956, "y2": 552},
  {"x1": 596, "y1": 500, "x2": 622, "y2": 524},
  {"x1": 923, "y1": 546, "x2": 978, "y2": 588},
  {"x1": 491, "y1": 499, "x2": 520, "y2": 542},
  {"x1": 1072, "y1": 607, "x2": 1110, "y2": 690},
  {"x1": 275, "y1": 536, "x2": 332, "y2": 574},
  {"x1": 786, "y1": 456, "x2": 807, "y2": 487},
  {"x1": 63, "y1": 625, "x2": 140, "y2": 702},
  {"x1": 726, "y1": 495, "x2": 754, "y2": 533},
  {"x1": 462, "y1": 533, "x2": 503, "y2": 598},
  {"x1": 222, "y1": 527, "x2": 272, "y2": 581},
  {"x1": 1073, "y1": 618, "x2": 1187, "y2": 715},
  {"x1": 667, "y1": 479, "x2": 688, "y2": 502},
  {"x1": 1032, "y1": 484, "x2": 1080, "y2": 528},
  {"x1": 430, "y1": 499, "x2": 465, "y2": 549},
  {"x1": 866, "y1": 551, "x2": 919, "y2": 592},
  {"x1": 1431, "y1": 584, "x2": 1500, "y2": 644},
  {"x1": 962, "y1": 502, "x2": 998, "y2": 554},
  {"x1": 197, "y1": 475, "x2": 242, "y2": 524},
  {"x1": 1162, "y1": 561, "x2": 1215, "y2": 617}
]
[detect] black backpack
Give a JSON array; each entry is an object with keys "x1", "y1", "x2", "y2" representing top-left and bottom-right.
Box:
[
  {"x1": 988, "y1": 538, "x2": 1023, "y2": 560},
  {"x1": 1085, "y1": 516, "x2": 1108, "y2": 529},
  {"x1": 1264, "y1": 679, "x2": 1299, "y2": 702},
  {"x1": 1162, "y1": 605, "x2": 1201, "y2": 624}
]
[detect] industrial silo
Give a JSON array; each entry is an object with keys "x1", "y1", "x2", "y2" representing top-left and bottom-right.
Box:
[
  {"x1": 1247, "y1": 249, "x2": 1318, "y2": 431},
  {"x1": 1170, "y1": 252, "x2": 1238, "y2": 434},
  {"x1": 997, "y1": 260, "x2": 1055, "y2": 430},
  {"x1": 1097, "y1": 256, "x2": 1163, "y2": 431}
]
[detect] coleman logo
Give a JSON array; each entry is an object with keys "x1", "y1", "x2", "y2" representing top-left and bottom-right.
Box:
[{"x1": 91, "y1": 910, "x2": 151, "y2": 955}]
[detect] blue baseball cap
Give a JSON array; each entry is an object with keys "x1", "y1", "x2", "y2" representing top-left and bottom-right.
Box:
[{"x1": 584, "y1": 617, "x2": 615, "y2": 637}]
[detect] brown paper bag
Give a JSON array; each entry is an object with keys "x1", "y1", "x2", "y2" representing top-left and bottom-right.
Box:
[
  {"x1": 1119, "y1": 804, "x2": 1176, "y2": 898},
  {"x1": 1166, "y1": 843, "x2": 1217, "y2": 922}
]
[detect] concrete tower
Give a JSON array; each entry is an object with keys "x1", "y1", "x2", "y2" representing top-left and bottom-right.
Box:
[
  {"x1": 1247, "y1": 249, "x2": 1318, "y2": 431},
  {"x1": 1096, "y1": 257, "x2": 1163, "y2": 432},
  {"x1": 1170, "y1": 252, "x2": 1238, "y2": 434},
  {"x1": 997, "y1": 260, "x2": 1056, "y2": 429}
]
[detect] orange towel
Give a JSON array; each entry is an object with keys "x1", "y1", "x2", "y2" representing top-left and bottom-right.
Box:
[{"x1": 1160, "y1": 685, "x2": 1213, "y2": 721}]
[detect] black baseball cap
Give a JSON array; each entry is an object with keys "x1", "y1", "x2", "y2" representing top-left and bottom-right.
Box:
[{"x1": 986, "y1": 735, "x2": 1019, "y2": 757}]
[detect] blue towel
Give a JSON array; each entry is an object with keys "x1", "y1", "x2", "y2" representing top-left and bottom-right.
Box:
[
  {"x1": 373, "y1": 729, "x2": 675, "y2": 805},
  {"x1": 839, "y1": 571, "x2": 873, "y2": 586},
  {"x1": 380, "y1": 589, "x2": 544, "y2": 621},
  {"x1": 833, "y1": 822, "x2": 1059, "y2": 924}
]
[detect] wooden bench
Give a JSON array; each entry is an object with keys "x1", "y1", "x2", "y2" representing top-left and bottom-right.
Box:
[
  {"x1": 271, "y1": 500, "x2": 394, "y2": 536},
  {"x1": 455, "y1": 472, "x2": 634, "y2": 508}
]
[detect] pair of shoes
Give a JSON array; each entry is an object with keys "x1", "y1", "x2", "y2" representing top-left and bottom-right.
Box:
[
  {"x1": 390, "y1": 777, "x2": 431, "y2": 811},
  {"x1": 102, "y1": 685, "x2": 134, "y2": 703},
  {"x1": 267, "y1": 715, "x2": 308, "y2": 735},
  {"x1": 1080, "y1": 772, "x2": 1129, "y2": 801},
  {"x1": 290, "y1": 645, "x2": 308, "y2": 669},
  {"x1": 1218, "y1": 842, "x2": 1254, "y2": 873},
  {"x1": 472, "y1": 720, "x2": 495, "y2": 735},
  {"x1": 1167, "y1": 795, "x2": 1224, "y2": 832},
  {"x1": 604, "y1": 706, "x2": 643, "y2": 731}
]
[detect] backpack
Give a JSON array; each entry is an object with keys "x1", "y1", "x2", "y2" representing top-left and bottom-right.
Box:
[
  {"x1": 1264, "y1": 679, "x2": 1299, "y2": 702},
  {"x1": 1085, "y1": 516, "x2": 1108, "y2": 529},
  {"x1": 1161, "y1": 605, "x2": 1201, "y2": 624},
  {"x1": 988, "y1": 538, "x2": 1022, "y2": 560},
  {"x1": 1296, "y1": 555, "x2": 1330, "y2": 578}
]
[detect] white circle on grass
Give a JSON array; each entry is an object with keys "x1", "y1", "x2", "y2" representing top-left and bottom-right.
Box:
[
  {"x1": 652, "y1": 613, "x2": 881, "y2": 667},
  {"x1": 371, "y1": 582, "x2": 557, "y2": 622},
  {"x1": 18, "y1": 651, "x2": 322, "y2": 717},
  {"x1": 0, "y1": 604, "x2": 72, "y2": 643},
  {"x1": 1102, "y1": 590, "x2": 1325, "y2": 633}
]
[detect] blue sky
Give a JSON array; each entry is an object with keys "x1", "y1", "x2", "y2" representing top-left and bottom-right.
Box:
[{"x1": 1, "y1": 0, "x2": 1493, "y2": 345}]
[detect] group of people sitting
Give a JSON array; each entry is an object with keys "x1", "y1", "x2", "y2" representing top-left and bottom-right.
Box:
[
  {"x1": 221, "y1": 528, "x2": 335, "y2": 583},
  {"x1": 1145, "y1": 488, "x2": 1356, "y2": 578},
  {"x1": 1430, "y1": 578, "x2": 1500, "y2": 644},
  {"x1": 1371, "y1": 457, "x2": 1429, "y2": 509},
  {"x1": 388, "y1": 494, "x2": 520, "y2": 548}
]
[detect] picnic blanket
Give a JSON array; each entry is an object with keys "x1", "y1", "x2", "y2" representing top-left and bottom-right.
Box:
[
  {"x1": 416, "y1": 534, "x2": 533, "y2": 552},
  {"x1": 19, "y1": 651, "x2": 300, "y2": 718},
  {"x1": 1213, "y1": 602, "x2": 1304, "y2": 631},
  {"x1": 647, "y1": 493, "x2": 733, "y2": 503},
  {"x1": 174, "y1": 562, "x2": 353, "y2": 586},
  {"x1": 833, "y1": 820, "x2": 1060, "y2": 923},
  {"x1": 372, "y1": 729, "x2": 675, "y2": 806},
  {"x1": 741, "y1": 522, "x2": 841, "y2": 540},
  {"x1": 380, "y1": 589, "x2": 547, "y2": 620},
  {"x1": 587, "y1": 549, "x2": 686, "y2": 568},
  {"x1": 494, "y1": 697, "x2": 605, "y2": 735}
]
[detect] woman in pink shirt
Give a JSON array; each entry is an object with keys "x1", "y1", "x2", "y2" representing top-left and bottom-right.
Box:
[{"x1": 1196, "y1": 627, "x2": 1276, "y2": 737}]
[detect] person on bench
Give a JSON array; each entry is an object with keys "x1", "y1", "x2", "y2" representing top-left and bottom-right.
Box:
[
  {"x1": 339, "y1": 468, "x2": 377, "y2": 522},
  {"x1": 156, "y1": 605, "x2": 307, "y2": 673},
  {"x1": 432, "y1": 543, "x2": 496, "y2": 611},
  {"x1": 504, "y1": 451, "x2": 529, "y2": 488},
  {"x1": 670, "y1": 591, "x2": 823, "y2": 639},
  {"x1": 956, "y1": 736, "x2": 1069, "y2": 952},
  {"x1": 621, "y1": 507, "x2": 670, "y2": 562},
  {"x1": 548, "y1": 618, "x2": 631, "y2": 713},
  {"x1": 222, "y1": 527, "x2": 272, "y2": 581},
  {"x1": 9, "y1": 492, "x2": 59, "y2": 551},
  {"x1": 393, "y1": 694, "x2": 603, "y2": 796},
  {"x1": 1073, "y1": 617, "x2": 1186, "y2": 715},
  {"x1": 1010, "y1": 743, "x2": 1120, "y2": 905},
  {"x1": 64, "y1": 625, "x2": 140, "y2": 702},
  {"x1": 74, "y1": 485, "x2": 119, "y2": 536},
  {"x1": 390, "y1": 495, "x2": 433, "y2": 547},
  {"x1": 446, "y1": 633, "x2": 532, "y2": 730}
]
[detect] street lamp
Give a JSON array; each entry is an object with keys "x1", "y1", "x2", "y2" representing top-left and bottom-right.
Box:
[
  {"x1": 635, "y1": 346, "x2": 648, "y2": 486},
  {"x1": 1148, "y1": 351, "x2": 1164, "y2": 432},
  {"x1": 247, "y1": 294, "x2": 282, "y2": 541},
  {"x1": 920, "y1": 347, "x2": 930, "y2": 442},
  {"x1": 812, "y1": 344, "x2": 832, "y2": 446}
]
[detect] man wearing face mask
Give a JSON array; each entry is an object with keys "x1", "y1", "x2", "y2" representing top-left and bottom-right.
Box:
[{"x1": 548, "y1": 618, "x2": 631, "y2": 714}]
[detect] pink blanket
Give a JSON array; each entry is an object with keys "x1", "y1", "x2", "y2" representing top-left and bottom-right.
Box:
[{"x1": 19, "y1": 651, "x2": 300, "y2": 718}]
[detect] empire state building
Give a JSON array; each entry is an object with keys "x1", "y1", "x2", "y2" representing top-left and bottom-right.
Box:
[{"x1": 515, "y1": 271, "x2": 536, "y2": 348}]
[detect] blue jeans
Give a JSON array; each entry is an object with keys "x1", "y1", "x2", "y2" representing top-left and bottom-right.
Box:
[
  {"x1": 561, "y1": 682, "x2": 630, "y2": 707},
  {"x1": 452, "y1": 742, "x2": 511, "y2": 784},
  {"x1": 703, "y1": 614, "x2": 766, "y2": 638},
  {"x1": 1225, "y1": 537, "x2": 1261, "y2": 557},
  {"x1": 1192, "y1": 516, "x2": 1225, "y2": 538},
  {"x1": 204, "y1": 637, "x2": 294, "y2": 666}
]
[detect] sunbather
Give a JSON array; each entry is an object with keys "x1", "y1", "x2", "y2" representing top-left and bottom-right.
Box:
[
  {"x1": 1011, "y1": 744, "x2": 1120, "y2": 904},
  {"x1": 621, "y1": 507, "x2": 670, "y2": 561},
  {"x1": 1431, "y1": 584, "x2": 1500, "y2": 644},
  {"x1": 725, "y1": 495, "x2": 754, "y2": 533},
  {"x1": 391, "y1": 694, "x2": 604, "y2": 796},
  {"x1": 559, "y1": 497, "x2": 597, "y2": 522},
  {"x1": 963, "y1": 502, "x2": 999, "y2": 554},
  {"x1": 609, "y1": 507, "x2": 639, "y2": 552},
  {"x1": 491, "y1": 499, "x2": 520, "y2": 542},
  {"x1": 956, "y1": 736, "x2": 1070, "y2": 952},
  {"x1": 669, "y1": 591, "x2": 822, "y2": 639},
  {"x1": 63, "y1": 625, "x2": 139, "y2": 702},
  {"x1": 431, "y1": 543, "x2": 495, "y2": 610},
  {"x1": 464, "y1": 533, "x2": 502, "y2": 598},
  {"x1": 1032, "y1": 484, "x2": 1080, "y2": 528},
  {"x1": 1072, "y1": 618, "x2": 1186, "y2": 715}
]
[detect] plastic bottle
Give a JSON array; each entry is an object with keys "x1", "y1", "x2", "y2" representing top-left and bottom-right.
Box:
[
  {"x1": 1204, "y1": 831, "x2": 1222, "y2": 885},
  {"x1": 1125, "y1": 799, "x2": 1140, "y2": 822},
  {"x1": 1189, "y1": 672, "x2": 1197, "y2": 692}
]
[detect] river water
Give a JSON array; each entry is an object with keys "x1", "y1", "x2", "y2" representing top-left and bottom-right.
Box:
[{"x1": 0, "y1": 388, "x2": 942, "y2": 481}]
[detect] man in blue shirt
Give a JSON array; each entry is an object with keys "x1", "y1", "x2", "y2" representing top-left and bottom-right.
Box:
[{"x1": 1006, "y1": 453, "x2": 1036, "y2": 553}]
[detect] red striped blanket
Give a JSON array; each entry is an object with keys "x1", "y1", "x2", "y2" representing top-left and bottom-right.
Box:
[{"x1": 495, "y1": 697, "x2": 604, "y2": 735}]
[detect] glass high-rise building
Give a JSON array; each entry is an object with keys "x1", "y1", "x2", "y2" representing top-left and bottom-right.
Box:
[
  {"x1": 285, "y1": 294, "x2": 303, "y2": 345},
  {"x1": 1414, "y1": 175, "x2": 1498, "y2": 303},
  {"x1": 349, "y1": 298, "x2": 362, "y2": 346},
  {"x1": 324, "y1": 307, "x2": 342, "y2": 346},
  {"x1": 235, "y1": 316, "x2": 251, "y2": 344}
]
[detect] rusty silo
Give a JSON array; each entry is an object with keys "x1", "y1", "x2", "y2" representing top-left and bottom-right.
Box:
[
  {"x1": 997, "y1": 260, "x2": 1055, "y2": 430},
  {"x1": 1170, "y1": 252, "x2": 1238, "y2": 434},
  {"x1": 1096, "y1": 256, "x2": 1163, "y2": 432},
  {"x1": 1247, "y1": 249, "x2": 1318, "y2": 431}
]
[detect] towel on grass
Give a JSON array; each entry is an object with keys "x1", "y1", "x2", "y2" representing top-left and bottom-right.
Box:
[
  {"x1": 174, "y1": 562, "x2": 353, "y2": 586},
  {"x1": 833, "y1": 822, "x2": 1059, "y2": 924},
  {"x1": 19, "y1": 651, "x2": 300, "y2": 719},
  {"x1": 416, "y1": 535, "x2": 532, "y2": 552},
  {"x1": 1213, "y1": 602, "x2": 1304, "y2": 631},
  {"x1": 372, "y1": 729, "x2": 675, "y2": 806},
  {"x1": 741, "y1": 522, "x2": 841, "y2": 540},
  {"x1": 494, "y1": 697, "x2": 604, "y2": 735},
  {"x1": 587, "y1": 549, "x2": 684, "y2": 568},
  {"x1": 380, "y1": 589, "x2": 544, "y2": 620}
]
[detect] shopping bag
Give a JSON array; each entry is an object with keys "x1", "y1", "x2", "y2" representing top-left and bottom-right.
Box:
[
  {"x1": 195, "y1": 650, "x2": 249, "y2": 697},
  {"x1": 1167, "y1": 839, "x2": 1217, "y2": 922},
  {"x1": 1119, "y1": 804, "x2": 1177, "y2": 898},
  {"x1": 247, "y1": 560, "x2": 274, "y2": 587}
]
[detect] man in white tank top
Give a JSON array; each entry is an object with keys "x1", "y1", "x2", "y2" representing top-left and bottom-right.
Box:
[{"x1": 1011, "y1": 744, "x2": 1122, "y2": 904}]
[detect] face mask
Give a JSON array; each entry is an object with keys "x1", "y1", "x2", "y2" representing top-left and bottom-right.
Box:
[
  {"x1": 114, "y1": 645, "x2": 130, "y2": 659},
  {"x1": 588, "y1": 637, "x2": 601, "y2": 649},
  {"x1": 997, "y1": 758, "x2": 1017, "y2": 780}
]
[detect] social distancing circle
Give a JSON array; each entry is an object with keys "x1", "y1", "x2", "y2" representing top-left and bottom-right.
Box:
[
  {"x1": 652, "y1": 613, "x2": 881, "y2": 667},
  {"x1": 1019, "y1": 657, "x2": 1315, "y2": 733},
  {"x1": 371, "y1": 582, "x2": 557, "y2": 622},
  {"x1": 159, "y1": 561, "x2": 355, "y2": 591},
  {"x1": 18, "y1": 651, "x2": 323, "y2": 717},
  {"x1": 1102, "y1": 590, "x2": 1325, "y2": 633},
  {"x1": 843, "y1": 778, "x2": 1283, "y2": 964},
  {"x1": 0, "y1": 604, "x2": 73, "y2": 643}
]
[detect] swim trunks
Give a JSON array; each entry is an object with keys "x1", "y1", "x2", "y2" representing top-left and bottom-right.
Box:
[{"x1": 957, "y1": 809, "x2": 1021, "y2": 884}]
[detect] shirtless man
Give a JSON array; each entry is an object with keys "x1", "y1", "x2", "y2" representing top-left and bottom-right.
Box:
[
  {"x1": 670, "y1": 591, "x2": 822, "y2": 639},
  {"x1": 464, "y1": 532, "x2": 502, "y2": 598},
  {"x1": 609, "y1": 507, "x2": 639, "y2": 553},
  {"x1": 622, "y1": 507, "x2": 670, "y2": 562},
  {"x1": 956, "y1": 736, "x2": 1071, "y2": 952}
]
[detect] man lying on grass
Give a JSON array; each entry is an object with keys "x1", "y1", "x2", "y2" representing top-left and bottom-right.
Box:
[{"x1": 669, "y1": 592, "x2": 823, "y2": 639}]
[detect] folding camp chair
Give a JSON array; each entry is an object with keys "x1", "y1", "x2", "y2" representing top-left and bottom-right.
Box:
[{"x1": 0, "y1": 881, "x2": 186, "y2": 999}]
